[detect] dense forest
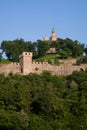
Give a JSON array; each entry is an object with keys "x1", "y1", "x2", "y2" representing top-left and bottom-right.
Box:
[{"x1": 0, "y1": 70, "x2": 87, "y2": 130}]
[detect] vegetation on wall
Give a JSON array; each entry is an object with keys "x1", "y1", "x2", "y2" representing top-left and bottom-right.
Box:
[
  {"x1": 0, "y1": 70, "x2": 87, "y2": 129},
  {"x1": 76, "y1": 56, "x2": 87, "y2": 65}
]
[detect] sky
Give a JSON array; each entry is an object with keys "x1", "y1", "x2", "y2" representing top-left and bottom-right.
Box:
[{"x1": 0, "y1": 0, "x2": 87, "y2": 45}]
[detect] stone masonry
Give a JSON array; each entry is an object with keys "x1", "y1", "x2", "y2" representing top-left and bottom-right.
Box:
[{"x1": 0, "y1": 52, "x2": 87, "y2": 76}]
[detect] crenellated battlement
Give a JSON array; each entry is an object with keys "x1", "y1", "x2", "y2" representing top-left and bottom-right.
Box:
[
  {"x1": 0, "y1": 51, "x2": 87, "y2": 76},
  {"x1": 32, "y1": 61, "x2": 49, "y2": 65},
  {"x1": 10, "y1": 62, "x2": 20, "y2": 66},
  {"x1": 19, "y1": 52, "x2": 32, "y2": 59}
]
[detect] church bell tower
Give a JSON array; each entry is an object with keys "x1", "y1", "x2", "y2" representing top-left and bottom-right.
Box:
[{"x1": 50, "y1": 28, "x2": 57, "y2": 41}]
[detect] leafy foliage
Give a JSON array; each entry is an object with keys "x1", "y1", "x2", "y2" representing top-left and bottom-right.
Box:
[
  {"x1": 0, "y1": 71, "x2": 87, "y2": 129},
  {"x1": 0, "y1": 37, "x2": 85, "y2": 61},
  {"x1": 1, "y1": 39, "x2": 35, "y2": 61}
]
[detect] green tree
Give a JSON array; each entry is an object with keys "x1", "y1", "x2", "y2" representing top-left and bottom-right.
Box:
[
  {"x1": 59, "y1": 50, "x2": 68, "y2": 59},
  {"x1": 0, "y1": 53, "x2": 2, "y2": 62},
  {"x1": 37, "y1": 40, "x2": 49, "y2": 57},
  {"x1": 29, "y1": 114, "x2": 52, "y2": 130},
  {"x1": 1, "y1": 39, "x2": 34, "y2": 61},
  {"x1": 84, "y1": 47, "x2": 87, "y2": 55}
]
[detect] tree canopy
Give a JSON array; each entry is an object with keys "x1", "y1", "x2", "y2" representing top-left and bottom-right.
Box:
[
  {"x1": 0, "y1": 70, "x2": 87, "y2": 129},
  {"x1": 0, "y1": 37, "x2": 86, "y2": 61},
  {"x1": 1, "y1": 39, "x2": 35, "y2": 61}
]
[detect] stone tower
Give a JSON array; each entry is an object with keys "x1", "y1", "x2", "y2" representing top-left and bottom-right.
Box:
[
  {"x1": 19, "y1": 52, "x2": 32, "y2": 75},
  {"x1": 50, "y1": 28, "x2": 57, "y2": 41}
]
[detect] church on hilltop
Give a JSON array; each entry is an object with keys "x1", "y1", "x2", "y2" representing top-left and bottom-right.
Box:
[
  {"x1": 43, "y1": 28, "x2": 58, "y2": 54},
  {"x1": 43, "y1": 28, "x2": 58, "y2": 41}
]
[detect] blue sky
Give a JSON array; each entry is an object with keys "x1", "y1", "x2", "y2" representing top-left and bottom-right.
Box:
[{"x1": 0, "y1": 0, "x2": 87, "y2": 45}]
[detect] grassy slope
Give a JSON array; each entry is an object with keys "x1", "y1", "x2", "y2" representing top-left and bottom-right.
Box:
[
  {"x1": 33, "y1": 54, "x2": 77, "y2": 65},
  {"x1": 0, "y1": 59, "x2": 11, "y2": 64},
  {"x1": 33, "y1": 54, "x2": 62, "y2": 65}
]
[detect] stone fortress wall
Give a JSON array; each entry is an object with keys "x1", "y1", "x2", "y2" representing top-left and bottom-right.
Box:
[
  {"x1": 0, "y1": 62, "x2": 21, "y2": 75},
  {"x1": 0, "y1": 52, "x2": 87, "y2": 76}
]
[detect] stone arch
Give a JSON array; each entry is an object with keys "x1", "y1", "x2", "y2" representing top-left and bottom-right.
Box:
[{"x1": 80, "y1": 68, "x2": 84, "y2": 71}]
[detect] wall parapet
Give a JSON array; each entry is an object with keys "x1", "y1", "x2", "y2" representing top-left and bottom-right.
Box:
[
  {"x1": 32, "y1": 61, "x2": 49, "y2": 65},
  {"x1": 10, "y1": 62, "x2": 20, "y2": 66}
]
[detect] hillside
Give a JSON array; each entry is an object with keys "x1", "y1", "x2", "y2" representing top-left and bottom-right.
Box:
[
  {"x1": 33, "y1": 53, "x2": 78, "y2": 65},
  {"x1": 33, "y1": 53, "x2": 59, "y2": 65},
  {"x1": 0, "y1": 71, "x2": 87, "y2": 129},
  {"x1": 0, "y1": 38, "x2": 87, "y2": 76},
  {"x1": 0, "y1": 38, "x2": 86, "y2": 62}
]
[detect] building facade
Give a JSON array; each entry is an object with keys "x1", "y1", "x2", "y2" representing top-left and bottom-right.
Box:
[{"x1": 43, "y1": 28, "x2": 57, "y2": 41}]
